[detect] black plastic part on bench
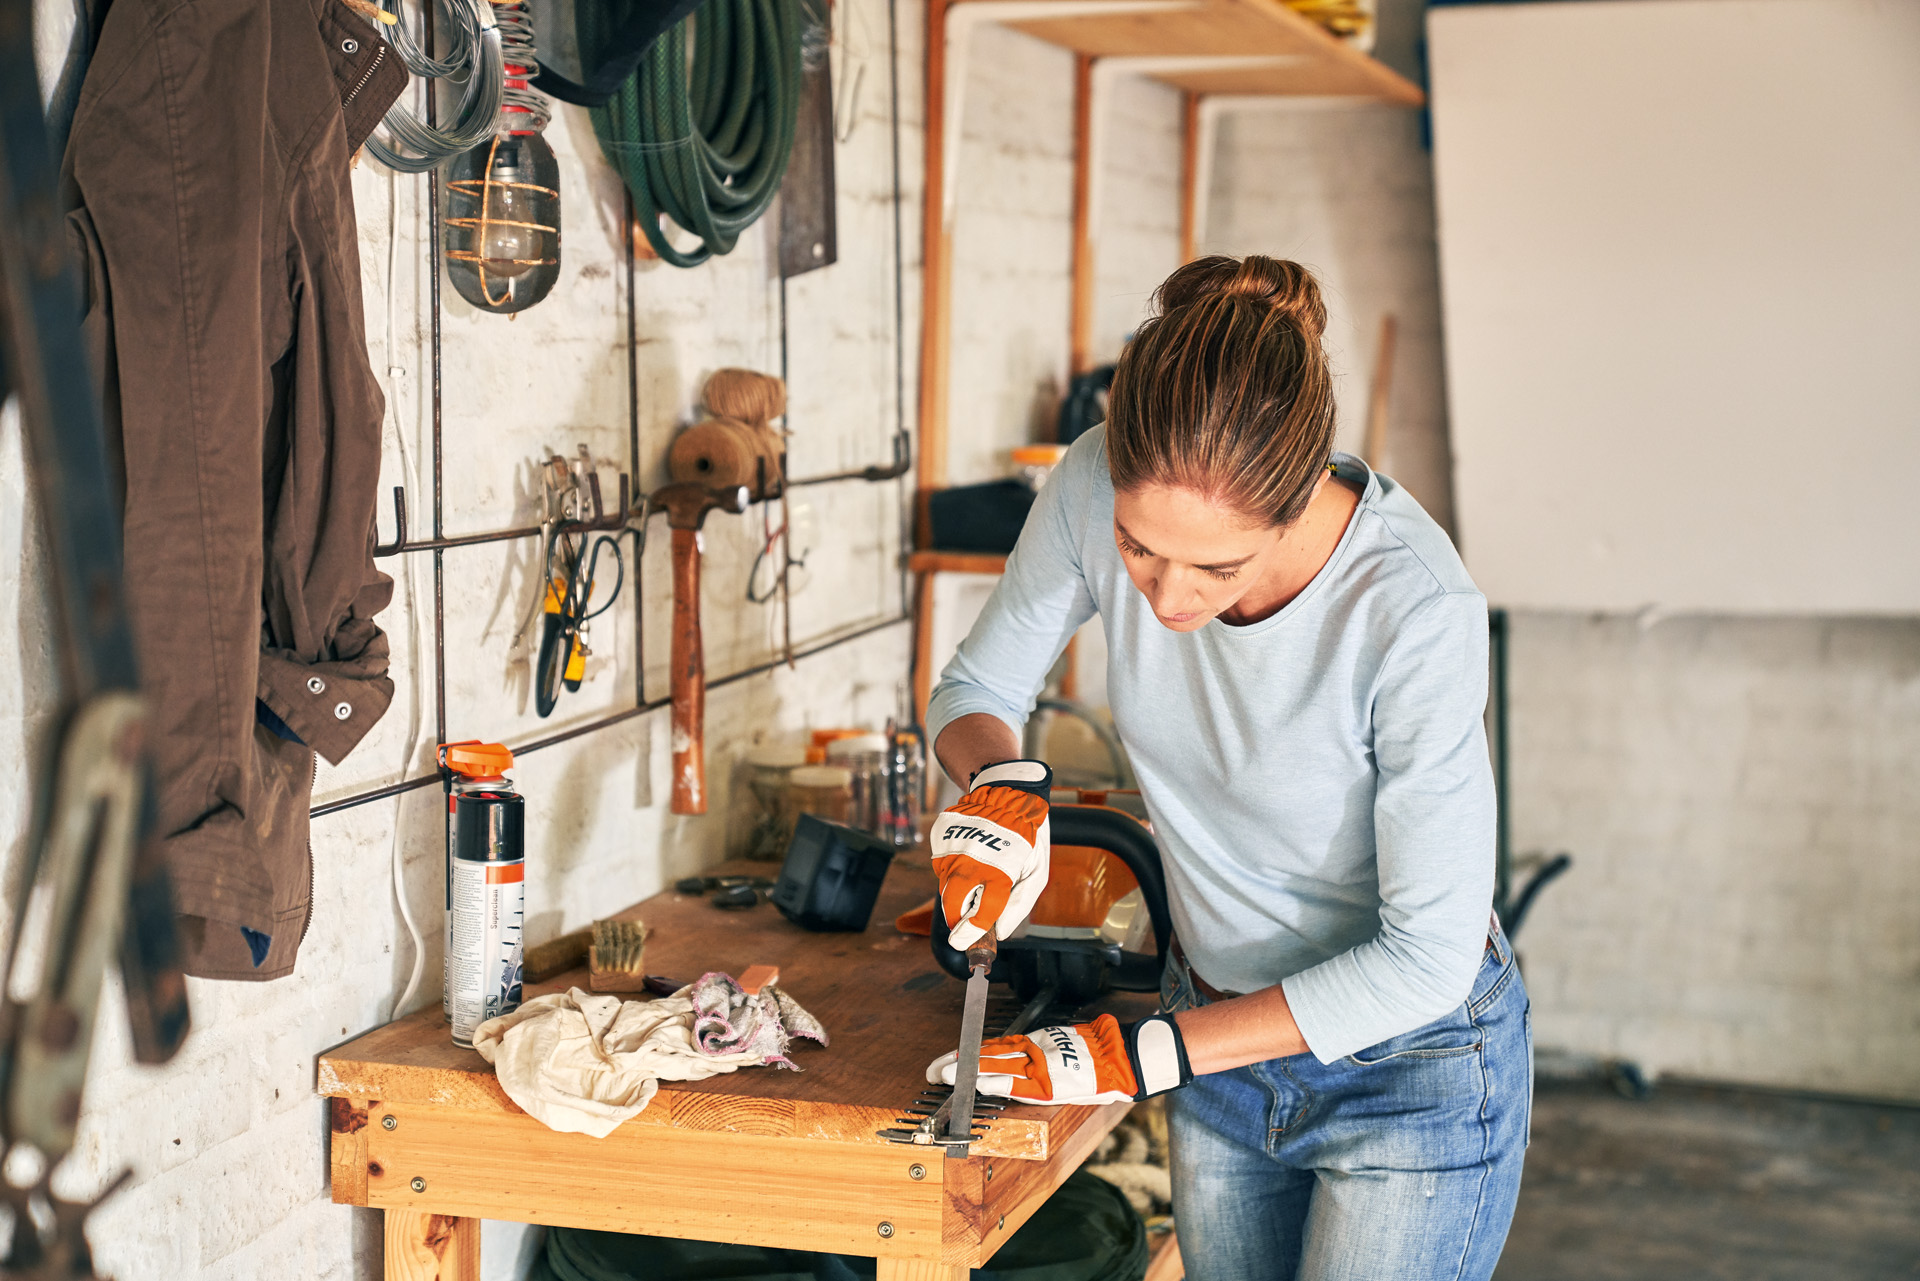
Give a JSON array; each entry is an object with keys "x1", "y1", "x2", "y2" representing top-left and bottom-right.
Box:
[
  {"x1": 772, "y1": 814, "x2": 897, "y2": 932},
  {"x1": 930, "y1": 805, "x2": 1173, "y2": 1005}
]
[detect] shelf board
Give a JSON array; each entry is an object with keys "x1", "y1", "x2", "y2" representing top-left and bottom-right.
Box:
[
  {"x1": 908, "y1": 551, "x2": 1010, "y2": 575},
  {"x1": 994, "y1": 0, "x2": 1423, "y2": 105}
]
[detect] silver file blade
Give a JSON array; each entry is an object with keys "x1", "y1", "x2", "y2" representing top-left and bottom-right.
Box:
[{"x1": 945, "y1": 964, "x2": 990, "y2": 1145}]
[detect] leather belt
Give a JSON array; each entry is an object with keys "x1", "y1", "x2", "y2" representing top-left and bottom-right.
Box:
[{"x1": 1169, "y1": 937, "x2": 1243, "y2": 1004}]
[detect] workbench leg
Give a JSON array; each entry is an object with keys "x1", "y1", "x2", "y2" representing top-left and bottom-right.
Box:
[
  {"x1": 875, "y1": 1260, "x2": 968, "y2": 1281},
  {"x1": 384, "y1": 1209, "x2": 480, "y2": 1281}
]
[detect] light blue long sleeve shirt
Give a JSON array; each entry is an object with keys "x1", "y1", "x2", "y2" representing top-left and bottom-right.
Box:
[{"x1": 926, "y1": 428, "x2": 1496, "y2": 1062}]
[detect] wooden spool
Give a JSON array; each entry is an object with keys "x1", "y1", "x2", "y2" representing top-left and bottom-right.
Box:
[{"x1": 668, "y1": 417, "x2": 785, "y2": 499}]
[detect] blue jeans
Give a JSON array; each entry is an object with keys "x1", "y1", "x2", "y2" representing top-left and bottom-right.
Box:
[{"x1": 1162, "y1": 925, "x2": 1531, "y2": 1281}]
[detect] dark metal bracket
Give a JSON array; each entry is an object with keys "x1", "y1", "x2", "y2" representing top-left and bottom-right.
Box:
[{"x1": 373, "y1": 471, "x2": 634, "y2": 558}]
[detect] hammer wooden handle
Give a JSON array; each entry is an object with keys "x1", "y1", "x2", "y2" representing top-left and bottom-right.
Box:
[{"x1": 670, "y1": 526, "x2": 705, "y2": 814}]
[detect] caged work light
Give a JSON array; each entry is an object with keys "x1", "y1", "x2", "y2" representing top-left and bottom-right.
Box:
[{"x1": 445, "y1": 0, "x2": 560, "y2": 313}]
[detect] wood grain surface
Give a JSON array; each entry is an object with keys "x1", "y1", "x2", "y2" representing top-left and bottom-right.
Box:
[
  {"x1": 878, "y1": 1261, "x2": 970, "y2": 1281},
  {"x1": 319, "y1": 854, "x2": 1156, "y2": 1162},
  {"x1": 384, "y1": 1208, "x2": 479, "y2": 1281},
  {"x1": 364, "y1": 1100, "x2": 950, "y2": 1261},
  {"x1": 669, "y1": 524, "x2": 707, "y2": 814}
]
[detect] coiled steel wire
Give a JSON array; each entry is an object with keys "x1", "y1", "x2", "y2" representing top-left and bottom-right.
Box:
[{"x1": 366, "y1": 0, "x2": 507, "y2": 173}]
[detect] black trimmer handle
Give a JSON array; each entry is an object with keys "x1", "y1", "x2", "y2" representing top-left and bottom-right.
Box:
[{"x1": 931, "y1": 804, "x2": 1171, "y2": 986}]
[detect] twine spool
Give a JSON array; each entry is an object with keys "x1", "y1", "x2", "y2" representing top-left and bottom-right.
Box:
[
  {"x1": 668, "y1": 417, "x2": 785, "y2": 496},
  {"x1": 703, "y1": 368, "x2": 787, "y2": 429}
]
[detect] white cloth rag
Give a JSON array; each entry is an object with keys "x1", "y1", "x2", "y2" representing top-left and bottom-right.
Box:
[{"x1": 472, "y1": 972, "x2": 828, "y2": 1137}]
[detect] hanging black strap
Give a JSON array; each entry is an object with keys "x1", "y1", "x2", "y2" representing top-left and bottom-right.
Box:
[
  {"x1": 533, "y1": 0, "x2": 704, "y2": 107},
  {"x1": 0, "y1": 0, "x2": 189, "y2": 1080}
]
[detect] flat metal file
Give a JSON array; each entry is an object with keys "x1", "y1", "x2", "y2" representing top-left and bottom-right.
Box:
[{"x1": 944, "y1": 939, "x2": 997, "y2": 1151}]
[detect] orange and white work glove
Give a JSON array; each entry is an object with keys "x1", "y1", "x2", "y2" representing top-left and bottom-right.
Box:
[
  {"x1": 926, "y1": 1013, "x2": 1194, "y2": 1106},
  {"x1": 930, "y1": 760, "x2": 1052, "y2": 951}
]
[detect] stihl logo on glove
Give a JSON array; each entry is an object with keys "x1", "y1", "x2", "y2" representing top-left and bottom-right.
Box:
[
  {"x1": 931, "y1": 760, "x2": 1053, "y2": 950},
  {"x1": 927, "y1": 1013, "x2": 1195, "y2": 1106},
  {"x1": 1041, "y1": 1024, "x2": 1082, "y2": 1069},
  {"x1": 941, "y1": 825, "x2": 1010, "y2": 851}
]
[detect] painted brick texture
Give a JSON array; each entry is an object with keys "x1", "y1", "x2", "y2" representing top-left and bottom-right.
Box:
[
  {"x1": 7, "y1": 0, "x2": 926, "y2": 1274},
  {"x1": 1507, "y1": 613, "x2": 1920, "y2": 1101}
]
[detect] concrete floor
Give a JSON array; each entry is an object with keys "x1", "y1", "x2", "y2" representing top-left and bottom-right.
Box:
[{"x1": 1497, "y1": 1079, "x2": 1920, "y2": 1280}]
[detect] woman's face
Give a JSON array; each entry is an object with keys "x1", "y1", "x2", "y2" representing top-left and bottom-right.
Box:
[{"x1": 1111, "y1": 484, "x2": 1284, "y2": 632}]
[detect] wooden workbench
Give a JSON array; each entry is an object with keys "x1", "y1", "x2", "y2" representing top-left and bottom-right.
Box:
[{"x1": 320, "y1": 853, "x2": 1154, "y2": 1280}]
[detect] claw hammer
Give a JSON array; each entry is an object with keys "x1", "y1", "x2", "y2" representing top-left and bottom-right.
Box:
[{"x1": 646, "y1": 482, "x2": 749, "y2": 814}]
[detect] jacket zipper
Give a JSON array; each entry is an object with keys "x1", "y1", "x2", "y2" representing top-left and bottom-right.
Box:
[{"x1": 342, "y1": 44, "x2": 386, "y2": 108}]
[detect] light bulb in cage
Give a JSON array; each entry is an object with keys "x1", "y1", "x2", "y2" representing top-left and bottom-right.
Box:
[{"x1": 445, "y1": 0, "x2": 559, "y2": 313}]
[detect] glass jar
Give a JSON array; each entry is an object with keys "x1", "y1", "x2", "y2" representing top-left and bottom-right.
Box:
[
  {"x1": 783, "y1": 765, "x2": 853, "y2": 830},
  {"x1": 826, "y1": 733, "x2": 890, "y2": 837},
  {"x1": 731, "y1": 743, "x2": 809, "y2": 860},
  {"x1": 884, "y1": 724, "x2": 928, "y2": 849}
]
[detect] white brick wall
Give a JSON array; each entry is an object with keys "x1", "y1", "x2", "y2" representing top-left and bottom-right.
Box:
[
  {"x1": 945, "y1": 24, "x2": 1077, "y2": 484},
  {"x1": 1203, "y1": 101, "x2": 1456, "y2": 534},
  {"x1": 9, "y1": 0, "x2": 928, "y2": 1274},
  {"x1": 1090, "y1": 75, "x2": 1183, "y2": 364},
  {"x1": 1507, "y1": 612, "x2": 1920, "y2": 1101}
]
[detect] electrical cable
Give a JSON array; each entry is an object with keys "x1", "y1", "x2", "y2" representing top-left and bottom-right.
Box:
[
  {"x1": 366, "y1": 0, "x2": 508, "y2": 174},
  {"x1": 587, "y1": 0, "x2": 804, "y2": 266},
  {"x1": 382, "y1": 170, "x2": 432, "y2": 1023},
  {"x1": 493, "y1": 0, "x2": 551, "y2": 131}
]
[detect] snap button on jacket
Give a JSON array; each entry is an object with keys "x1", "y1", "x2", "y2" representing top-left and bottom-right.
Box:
[{"x1": 65, "y1": 0, "x2": 407, "y2": 979}]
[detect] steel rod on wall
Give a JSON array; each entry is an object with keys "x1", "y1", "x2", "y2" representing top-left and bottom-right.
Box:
[{"x1": 312, "y1": 612, "x2": 908, "y2": 817}]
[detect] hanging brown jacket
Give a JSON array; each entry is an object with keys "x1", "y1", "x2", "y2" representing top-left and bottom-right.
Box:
[{"x1": 65, "y1": 0, "x2": 407, "y2": 978}]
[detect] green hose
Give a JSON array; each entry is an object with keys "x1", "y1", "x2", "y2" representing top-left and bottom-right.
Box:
[{"x1": 585, "y1": 0, "x2": 803, "y2": 267}]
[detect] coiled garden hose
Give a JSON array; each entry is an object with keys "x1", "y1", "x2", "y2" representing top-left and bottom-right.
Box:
[
  {"x1": 366, "y1": 0, "x2": 507, "y2": 173},
  {"x1": 585, "y1": 0, "x2": 803, "y2": 267}
]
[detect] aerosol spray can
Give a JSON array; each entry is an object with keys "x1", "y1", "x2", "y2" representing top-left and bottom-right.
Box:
[
  {"x1": 438, "y1": 742, "x2": 516, "y2": 1021},
  {"x1": 440, "y1": 743, "x2": 525, "y2": 1046},
  {"x1": 449, "y1": 780, "x2": 525, "y2": 1047}
]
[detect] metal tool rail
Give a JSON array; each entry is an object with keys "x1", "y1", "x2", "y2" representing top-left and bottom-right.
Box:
[
  {"x1": 320, "y1": 0, "x2": 917, "y2": 820},
  {"x1": 311, "y1": 610, "x2": 907, "y2": 817}
]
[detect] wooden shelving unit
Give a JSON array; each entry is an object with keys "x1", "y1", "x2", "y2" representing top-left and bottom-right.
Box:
[
  {"x1": 911, "y1": 0, "x2": 1424, "y2": 715},
  {"x1": 1004, "y1": 0, "x2": 1423, "y2": 102}
]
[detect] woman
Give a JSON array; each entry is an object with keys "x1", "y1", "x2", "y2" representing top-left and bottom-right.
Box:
[{"x1": 923, "y1": 255, "x2": 1529, "y2": 1281}]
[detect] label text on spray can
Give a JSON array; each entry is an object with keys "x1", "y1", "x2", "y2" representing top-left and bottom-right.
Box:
[{"x1": 449, "y1": 857, "x2": 523, "y2": 1046}]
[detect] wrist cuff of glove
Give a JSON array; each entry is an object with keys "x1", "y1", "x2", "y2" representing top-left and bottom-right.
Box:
[
  {"x1": 970, "y1": 759, "x2": 1053, "y2": 797},
  {"x1": 1122, "y1": 1013, "x2": 1194, "y2": 1099}
]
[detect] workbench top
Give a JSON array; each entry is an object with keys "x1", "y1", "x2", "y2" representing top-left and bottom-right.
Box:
[{"x1": 319, "y1": 852, "x2": 1153, "y2": 1162}]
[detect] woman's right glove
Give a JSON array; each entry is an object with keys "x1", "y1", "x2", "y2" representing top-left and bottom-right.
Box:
[{"x1": 930, "y1": 759, "x2": 1051, "y2": 950}]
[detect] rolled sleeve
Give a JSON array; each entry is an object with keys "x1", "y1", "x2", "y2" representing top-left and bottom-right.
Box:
[{"x1": 256, "y1": 594, "x2": 395, "y2": 766}]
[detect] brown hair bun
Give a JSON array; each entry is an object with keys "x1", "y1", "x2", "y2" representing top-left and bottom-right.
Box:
[
  {"x1": 1156, "y1": 253, "x2": 1327, "y2": 341},
  {"x1": 1107, "y1": 254, "x2": 1335, "y2": 528}
]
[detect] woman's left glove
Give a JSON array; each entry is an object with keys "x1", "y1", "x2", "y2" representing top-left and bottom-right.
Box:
[{"x1": 925, "y1": 1012, "x2": 1194, "y2": 1106}]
